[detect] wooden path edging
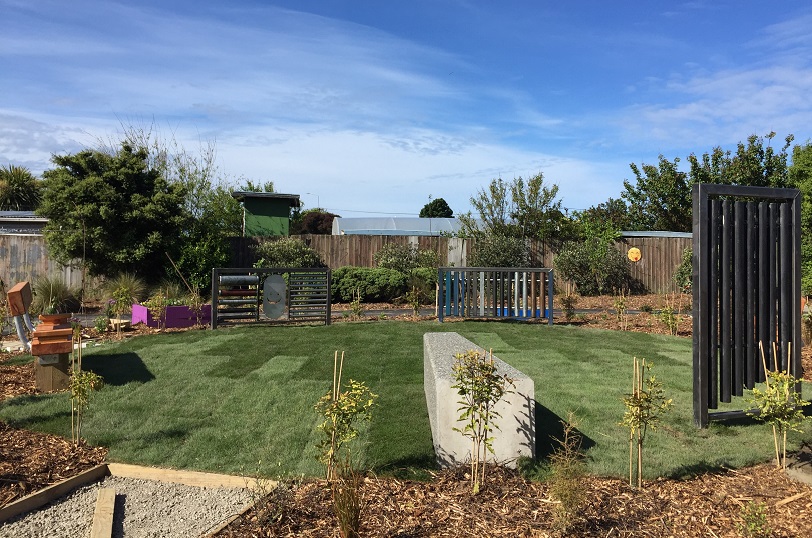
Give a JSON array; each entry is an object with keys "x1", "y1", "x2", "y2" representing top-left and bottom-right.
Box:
[
  {"x1": 0, "y1": 462, "x2": 270, "y2": 535},
  {"x1": 90, "y1": 488, "x2": 116, "y2": 538},
  {"x1": 0, "y1": 463, "x2": 108, "y2": 523}
]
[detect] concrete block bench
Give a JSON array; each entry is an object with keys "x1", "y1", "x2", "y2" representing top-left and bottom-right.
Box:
[{"x1": 423, "y1": 332, "x2": 535, "y2": 468}]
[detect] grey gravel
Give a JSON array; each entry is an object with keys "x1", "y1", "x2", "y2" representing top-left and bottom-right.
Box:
[{"x1": 0, "y1": 475, "x2": 251, "y2": 538}]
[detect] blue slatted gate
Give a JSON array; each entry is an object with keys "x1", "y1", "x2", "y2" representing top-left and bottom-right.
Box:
[{"x1": 437, "y1": 267, "x2": 553, "y2": 325}]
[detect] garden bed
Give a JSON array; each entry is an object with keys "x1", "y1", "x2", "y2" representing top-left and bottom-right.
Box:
[{"x1": 131, "y1": 303, "x2": 211, "y2": 329}]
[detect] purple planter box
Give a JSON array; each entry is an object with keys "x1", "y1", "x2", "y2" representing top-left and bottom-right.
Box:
[{"x1": 131, "y1": 304, "x2": 212, "y2": 329}]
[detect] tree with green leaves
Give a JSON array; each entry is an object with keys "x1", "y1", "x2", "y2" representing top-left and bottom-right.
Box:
[
  {"x1": 419, "y1": 197, "x2": 454, "y2": 218},
  {"x1": 459, "y1": 173, "x2": 571, "y2": 265},
  {"x1": 789, "y1": 141, "x2": 812, "y2": 294},
  {"x1": 0, "y1": 164, "x2": 41, "y2": 211},
  {"x1": 239, "y1": 179, "x2": 275, "y2": 193},
  {"x1": 106, "y1": 123, "x2": 243, "y2": 291},
  {"x1": 38, "y1": 143, "x2": 188, "y2": 282},
  {"x1": 688, "y1": 132, "x2": 793, "y2": 188},
  {"x1": 622, "y1": 155, "x2": 691, "y2": 232},
  {"x1": 623, "y1": 133, "x2": 793, "y2": 232}
]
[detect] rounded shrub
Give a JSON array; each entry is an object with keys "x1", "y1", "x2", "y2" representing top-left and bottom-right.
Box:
[
  {"x1": 470, "y1": 234, "x2": 530, "y2": 268},
  {"x1": 331, "y1": 267, "x2": 407, "y2": 303},
  {"x1": 253, "y1": 237, "x2": 325, "y2": 268},
  {"x1": 554, "y1": 238, "x2": 631, "y2": 296}
]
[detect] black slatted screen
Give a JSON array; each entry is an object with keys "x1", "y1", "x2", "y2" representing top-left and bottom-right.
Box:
[{"x1": 692, "y1": 184, "x2": 801, "y2": 428}]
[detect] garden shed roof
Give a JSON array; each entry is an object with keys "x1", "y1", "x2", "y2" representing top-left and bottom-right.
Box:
[
  {"x1": 331, "y1": 217, "x2": 466, "y2": 236},
  {"x1": 230, "y1": 192, "x2": 301, "y2": 206}
]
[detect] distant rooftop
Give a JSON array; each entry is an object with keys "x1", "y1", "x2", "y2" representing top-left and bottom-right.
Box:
[
  {"x1": 230, "y1": 192, "x2": 301, "y2": 206},
  {"x1": 0, "y1": 211, "x2": 48, "y2": 235},
  {"x1": 332, "y1": 217, "x2": 468, "y2": 236}
]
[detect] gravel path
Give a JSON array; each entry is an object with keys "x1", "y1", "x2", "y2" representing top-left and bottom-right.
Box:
[{"x1": 0, "y1": 475, "x2": 251, "y2": 537}]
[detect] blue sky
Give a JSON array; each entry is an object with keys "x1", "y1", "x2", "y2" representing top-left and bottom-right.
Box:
[{"x1": 2, "y1": 1, "x2": 812, "y2": 217}]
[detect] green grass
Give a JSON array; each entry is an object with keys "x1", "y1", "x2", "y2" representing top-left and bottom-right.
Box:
[{"x1": 1, "y1": 321, "x2": 810, "y2": 480}]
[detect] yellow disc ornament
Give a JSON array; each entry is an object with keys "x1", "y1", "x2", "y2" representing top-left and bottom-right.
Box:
[{"x1": 628, "y1": 247, "x2": 641, "y2": 262}]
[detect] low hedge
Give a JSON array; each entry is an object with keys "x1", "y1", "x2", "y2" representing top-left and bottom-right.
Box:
[{"x1": 331, "y1": 266, "x2": 438, "y2": 303}]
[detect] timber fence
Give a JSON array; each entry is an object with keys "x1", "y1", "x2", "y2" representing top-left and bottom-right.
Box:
[
  {"x1": 232, "y1": 233, "x2": 693, "y2": 294},
  {"x1": 0, "y1": 233, "x2": 690, "y2": 295}
]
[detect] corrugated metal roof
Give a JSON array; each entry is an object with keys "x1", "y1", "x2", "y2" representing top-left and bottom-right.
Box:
[
  {"x1": 332, "y1": 217, "x2": 467, "y2": 236},
  {"x1": 0, "y1": 211, "x2": 48, "y2": 234}
]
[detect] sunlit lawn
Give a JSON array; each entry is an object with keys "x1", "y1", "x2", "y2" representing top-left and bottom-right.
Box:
[{"x1": 1, "y1": 321, "x2": 809, "y2": 479}]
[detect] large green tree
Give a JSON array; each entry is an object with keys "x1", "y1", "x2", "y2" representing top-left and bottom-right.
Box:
[
  {"x1": 39, "y1": 143, "x2": 188, "y2": 281},
  {"x1": 788, "y1": 141, "x2": 812, "y2": 293},
  {"x1": 622, "y1": 155, "x2": 691, "y2": 231},
  {"x1": 419, "y1": 197, "x2": 454, "y2": 218},
  {"x1": 0, "y1": 164, "x2": 41, "y2": 210},
  {"x1": 111, "y1": 124, "x2": 243, "y2": 290},
  {"x1": 622, "y1": 133, "x2": 793, "y2": 232}
]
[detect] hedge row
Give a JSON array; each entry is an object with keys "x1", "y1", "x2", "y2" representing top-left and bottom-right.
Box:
[{"x1": 331, "y1": 266, "x2": 437, "y2": 303}]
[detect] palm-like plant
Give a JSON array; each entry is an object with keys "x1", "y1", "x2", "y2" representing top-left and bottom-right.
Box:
[{"x1": 0, "y1": 164, "x2": 41, "y2": 210}]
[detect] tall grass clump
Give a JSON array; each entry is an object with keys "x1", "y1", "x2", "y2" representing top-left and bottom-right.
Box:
[
  {"x1": 103, "y1": 273, "x2": 147, "y2": 303},
  {"x1": 31, "y1": 275, "x2": 80, "y2": 314}
]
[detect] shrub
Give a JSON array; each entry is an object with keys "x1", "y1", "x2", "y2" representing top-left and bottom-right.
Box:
[
  {"x1": 673, "y1": 247, "x2": 692, "y2": 293},
  {"x1": 31, "y1": 275, "x2": 81, "y2": 314},
  {"x1": 103, "y1": 273, "x2": 148, "y2": 303},
  {"x1": 470, "y1": 234, "x2": 530, "y2": 268},
  {"x1": 331, "y1": 267, "x2": 407, "y2": 303},
  {"x1": 408, "y1": 267, "x2": 437, "y2": 303},
  {"x1": 554, "y1": 238, "x2": 631, "y2": 295},
  {"x1": 253, "y1": 237, "x2": 325, "y2": 268},
  {"x1": 373, "y1": 243, "x2": 439, "y2": 273}
]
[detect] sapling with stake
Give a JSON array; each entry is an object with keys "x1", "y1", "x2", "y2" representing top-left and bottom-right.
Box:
[
  {"x1": 747, "y1": 341, "x2": 809, "y2": 469},
  {"x1": 451, "y1": 349, "x2": 514, "y2": 494},
  {"x1": 70, "y1": 326, "x2": 103, "y2": 446},
  {"x1": 620, "y1": 357, "x2": 672, "y2": 488},
  {"x1": 314, "y1": 351, "x2": 377, "y2": 480}
]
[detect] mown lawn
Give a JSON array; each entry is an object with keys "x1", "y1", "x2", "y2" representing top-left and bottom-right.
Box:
[{"x1": 1, "y1": 321, "x2": 810, "y2": 480}]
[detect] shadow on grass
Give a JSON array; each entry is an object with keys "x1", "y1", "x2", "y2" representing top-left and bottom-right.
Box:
[
  {"x1": 372, "y1": 453, "x2": 438, "y2": 481},
  {"x1": 2, "y1": 407, "x2": 71, "y2": 430},
  {"x1": 534, "y1": 401, "x2": 596, "y2": 462},
  {"x1": 82, "y1": 352, "x2": 155, "y2": 386},
  {"x1": 665, "y1": 460, "x2": 735, "y2": 480}
]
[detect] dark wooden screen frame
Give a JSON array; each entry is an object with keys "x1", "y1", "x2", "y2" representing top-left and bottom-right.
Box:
[{"x1": 692, "y1": 183, "x2": 801, "y2": 428}]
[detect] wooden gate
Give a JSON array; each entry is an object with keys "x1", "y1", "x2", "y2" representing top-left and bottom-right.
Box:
[{"x1": 692, "y1": 184, "x2": 802, "y2": 427}]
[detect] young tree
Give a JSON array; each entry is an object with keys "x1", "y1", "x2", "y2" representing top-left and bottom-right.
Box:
[
  {"x1": 0, "y1": 164, "x2": 41, "y2": 211},
  {"x1": 622, "y1": 155, "x2": 691, "y2": 232},
  {"x1": 419, "y1": 197, "x2": 454, "y2": 218},
  {"x1": 38, "y1": 143, "x2": 188, "y2": 282}
]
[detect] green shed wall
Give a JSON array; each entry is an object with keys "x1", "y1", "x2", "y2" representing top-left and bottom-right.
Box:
[{"x1": 243, "y1": 198, "x2": 291, "y2": 236}]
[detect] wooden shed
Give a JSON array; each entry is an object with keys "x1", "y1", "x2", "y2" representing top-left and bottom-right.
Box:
[{"x1": 230, "y1": 192, "x2": 301, "y2": 237}]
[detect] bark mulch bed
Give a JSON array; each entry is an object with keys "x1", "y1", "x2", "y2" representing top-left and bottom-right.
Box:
[
  {"x1": 3, "y1": 299, "x2": 812, "y2": 536},
  {"x1": 219, "y1": 465, "x2": 812, "y2": 537}
]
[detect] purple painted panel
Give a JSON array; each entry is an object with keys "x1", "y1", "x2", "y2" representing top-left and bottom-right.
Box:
[{"x1": 131, "y1": 304, "x2": 212, "y2": 328}]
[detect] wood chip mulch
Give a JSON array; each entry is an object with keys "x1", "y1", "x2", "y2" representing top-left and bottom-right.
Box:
[
  {"x1": 0, "y1": 421, "x2": 107, "y2": 508},
  {"x1": 219, "y1": 464, "x2": 812, "y2": 537}
]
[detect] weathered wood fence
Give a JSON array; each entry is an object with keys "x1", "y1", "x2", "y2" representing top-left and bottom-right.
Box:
[
  {"x1": 0, "y1": 232, "x2": 690, "y2": 294},
  {"x1": 0, "y1": 235, "x2": 84, "y2": 288},
  {"x1": 232, "y1": 233, "x2": 692, "y2": 294}
]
